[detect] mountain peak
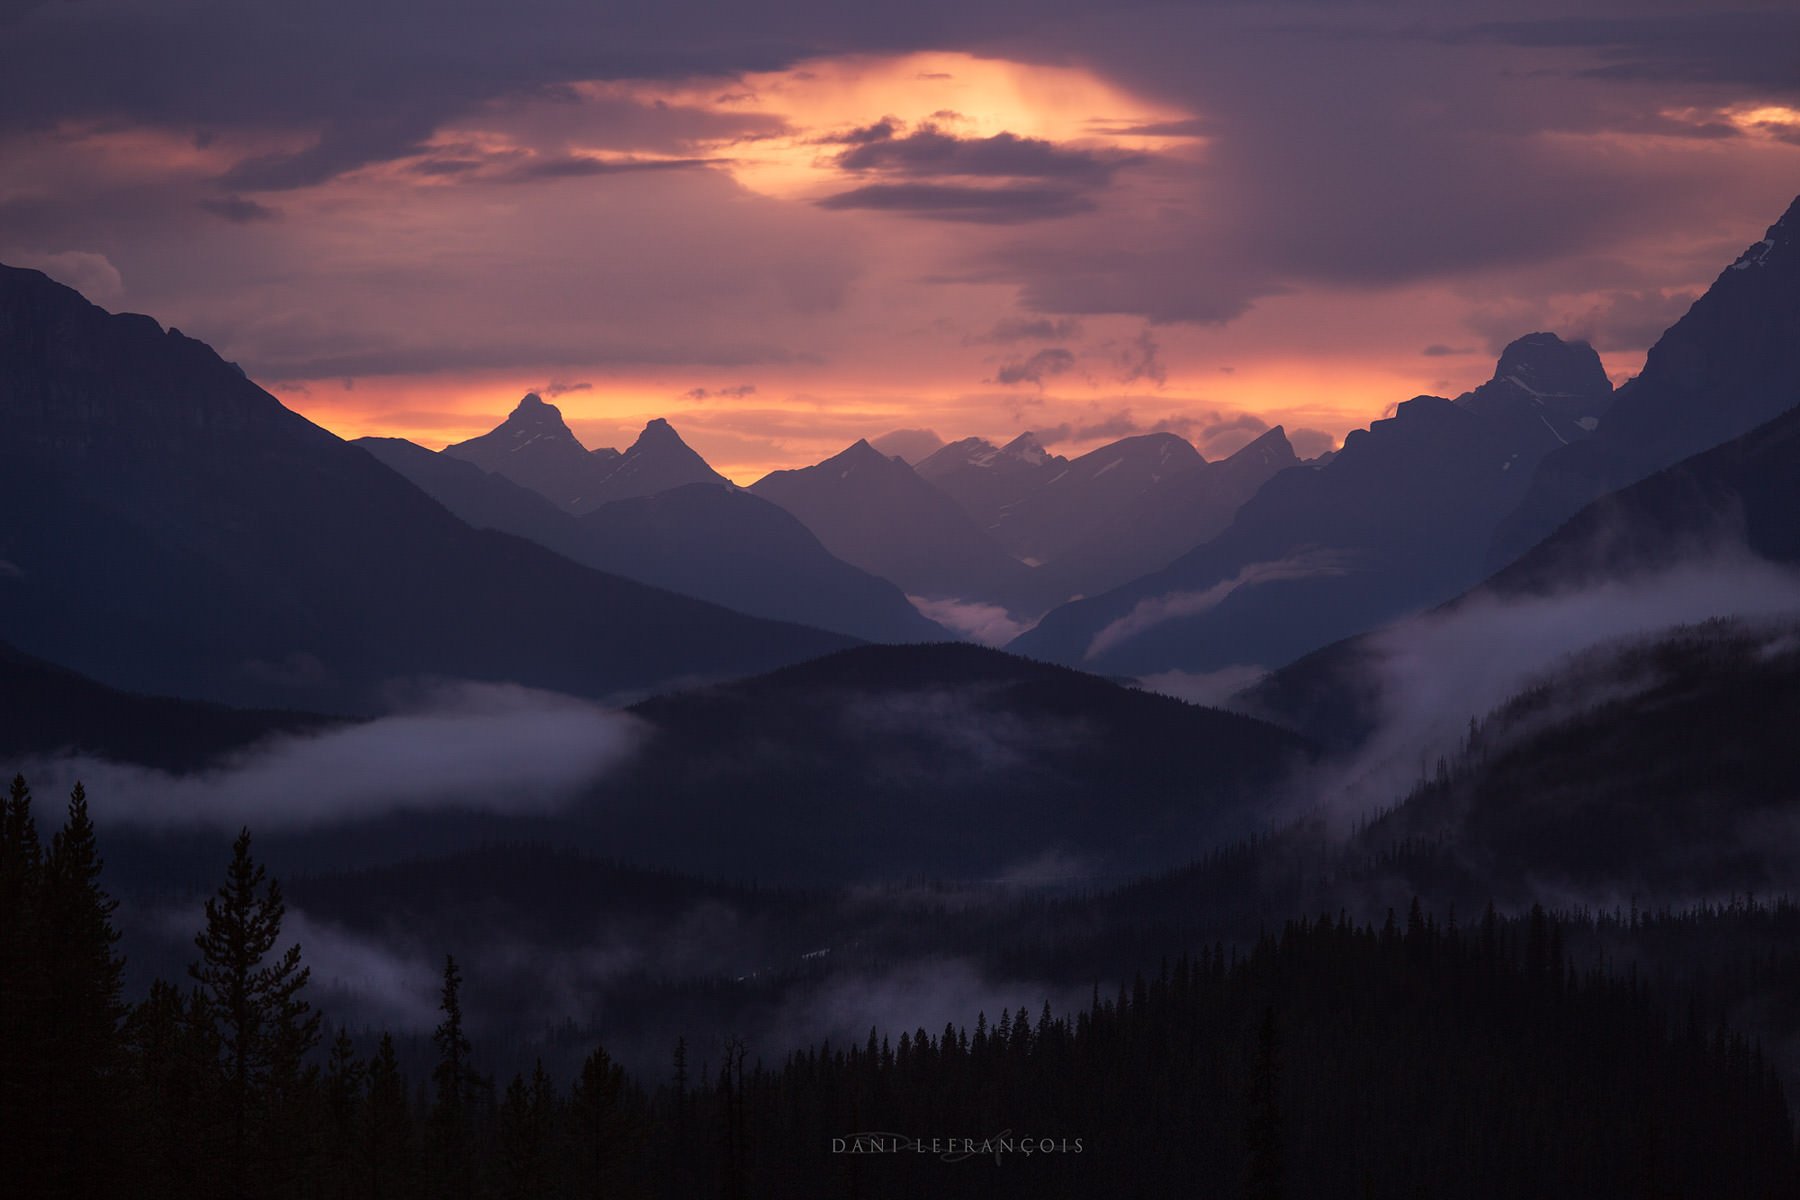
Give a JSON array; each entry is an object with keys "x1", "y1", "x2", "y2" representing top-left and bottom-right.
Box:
[
  {"x1": 634, "y1": 416, "x2": 683, "y2": 446},
  {"x1": 1729, "y1": 193, "x2": 1798, "y2": 272},
  {"x1": 1490, "y1": 332, "x2": 1608, "y2": 395},
  {"x1": 1001, "y1": 431, "x2": 1051, "y2": 465},
  {"x1": 1225, "y1": 425, "x2": 1296, "y2": 466}
]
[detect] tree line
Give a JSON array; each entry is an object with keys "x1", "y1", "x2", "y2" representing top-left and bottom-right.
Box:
[{"x1": 4, "y1": 775, "x2": 1797, "y2": 1198}]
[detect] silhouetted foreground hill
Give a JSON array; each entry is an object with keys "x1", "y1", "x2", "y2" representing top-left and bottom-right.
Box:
[
  {"x1": 587, "y1": 642, "x2": 1314, "y2": 882},
  {"x1": 0, "y1": 639, "x2": 330, "y2": 770}
]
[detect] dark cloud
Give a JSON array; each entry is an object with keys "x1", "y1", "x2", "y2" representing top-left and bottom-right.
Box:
[
  {"x1": 1287, "y1": 427, "x2": 1336, "y2": 460},
  {"x1": 684, "y1": 384, "x2": 758, "y2": 400},
  {"x1": 1114, "y1": 327, "x2": 1165, "y2": 386},
  {"x1": 837, "y1": 117, "x2": 905, "y2": 145},
  {"x1": 1421, "y1": 343, "x2": 1476, "y2": 357},
  {"x1": 1034, "y1": 408, "x2": 1201, "y2": 447},
  {"x1": 502, "y1": 155, "x2": 720, "y2": 182},
  {"x1": 836, "y1": 126, "x2": 1134, "y2": 183},
  {"x1": 542, "y1": 380, "x2": 593, "y2": 397},
  {"x1": 967, "y1": 316, "x2": 1085, "y2": 344},
  {"x1": 1561, "y1": 287, "x2": 1701, "y2": 352},
  {"x1": 197, "y1": 195, "x2": 280, "y2": 223},
  {"x1": 1195, "y1": 411, "x2": 1269, "y2": 456},
  {"x1": 817, "y1": 183, "x2": 1096, "y2": 224},
  {"x1": 994, "y1": 347, "x2": 1076, "y2": 387},
  {"x1": 1457, "y1": 13, "x2": 1800, "y2": 95}
]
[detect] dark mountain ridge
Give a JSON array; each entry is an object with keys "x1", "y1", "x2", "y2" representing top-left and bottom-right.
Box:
[{"x1": 0, "y1": 264, "x2": 852, "y2": 711}]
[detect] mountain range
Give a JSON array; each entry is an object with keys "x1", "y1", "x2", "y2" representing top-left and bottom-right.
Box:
[
  {"x1": 1490, "y1": 194, "x2": 1800, "y2": 567},
  {"x1": 0, "y1": 264, "x2": 851, "y2": 712},
  {"x1": 1011, "y1": 331, "x2": 1615, "y2": 673},
  {"x1": 442, "y1": 394, "x2": 729, "y2": 513},
  {"x1": 358, "y1": 429, "x2": 944, "y2": 643}
]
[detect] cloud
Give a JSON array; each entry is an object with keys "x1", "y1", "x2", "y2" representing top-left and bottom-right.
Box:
[
  {"x1": 197, "y1": 195, "x2": 281, "y2": 223},
  {"x1": 968, "y1": 316, "x2": 1084, "y2": 344},
  {"x1": 1319, "y1": 553, "x2": 1800, "y2": 824},
  {"x1": 1194, "y1": 411, "x2": 1270, "y2": 457},
  {"x1": 869, "y1": 428, "x2": 944, "y2": 463},
  {"x1": 817, "y1": 182, "x2": 1097, "y2": 224},
  {"x1": 1421, "y1": 343, "x2": 1476, "y2": 357},
  {"x1": 541, "y1": 379, "x2": 592, "y2": 397},
  {"x1": 684, "y1": 383, "x2": 758, "y2": 401},
  {"x1": 1560, "y1": 288, "x2": 1701, "y2": 353},
  {"x1": 836, "y1": 126, "x2": 1133, "y2": 183},
  {"x1": 499, "y1": 155, "x2": 720, "y2": 182},
  {"x1": 993, "y1": 347, "x2": 1075, "y2": 387},
  {"x1": 1114, "y1": 327, "x2": 1165, "y2": 386},
  {"x1": 8, "y1": 249, "x2": 124, "y2": 303},
  {"x1": 1086, "y1": 552, "x2": 1352, "y2": 660},
  {"x1": 907, "y1": 596, "x2": 1037, "y2": 646},
  {"x1": 1287, "y1": 427, "x2": 1336, "y2": 460},
  {"x1": 1456, "y1": 13, "x2": 1800, "y2": 95},
  {"x1": 23, "y1": 683, "x2": 645, "y2": 832}
]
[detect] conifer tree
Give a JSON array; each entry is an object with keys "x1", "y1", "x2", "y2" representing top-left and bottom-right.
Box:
[
  {"x1": 40, "y1": 782, "x2": 127, "y2": 1193},
  {"x1": 569, "y1": 1042, "x2": 634, "y2": 1199},
  {"x1": 364, "y1": 1033, "x2": 415, "y2": 1200},
  {"x1": 431, "y1": 954, "x2": 479, "y2": 1199},
  {"x1": 189, "y1": 826, "x2": 321, "y2": 1199}
]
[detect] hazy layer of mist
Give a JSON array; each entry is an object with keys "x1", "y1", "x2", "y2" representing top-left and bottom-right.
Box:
[
  {"x1": 1087, "y1": 551, "x2": 1349, "y2": 660},
  {"x1": 24, "y1": 682, "x2": 646, "y2": 831},
  {"x1": 907, "y1": 595, "x2": 1036, "y2": 645},
  {"x1": 1312, "y1": 553, "x2": 1800, "y2": 826}
]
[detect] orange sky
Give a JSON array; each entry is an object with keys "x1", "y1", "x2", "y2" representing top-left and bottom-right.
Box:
[{"x1": 7, "y1": 31, "x2": 1798, "y2": 482}]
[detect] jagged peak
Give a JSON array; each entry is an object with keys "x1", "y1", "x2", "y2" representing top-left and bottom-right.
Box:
[
  {"x1": 1490, "y1": 332, "x2": 1607, "y2": 392},
  {"x1": 1226, "y1": 425, "x2": 1295, "y2": 462},
  {"x1": 632, "y1": 416, "x2": 687, "y2": 448}
]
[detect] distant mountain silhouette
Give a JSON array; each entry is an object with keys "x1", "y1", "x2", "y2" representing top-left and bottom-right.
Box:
[
  {"x1": 569, "y1": 416, "x2": 732, "y2": 513},
  {"x1": 1013, "y1": 333, "x2": 1611, "y2": 674},
  {"x1": 441, "y1": 391, "x2": 617, "y2": 510},
  {"x1": 358, "y1": 437, "x2": 944, "y2": 643},
  {"x1": 749, "y1": 440, "x2": 1040, "y2": 612},
  {"x1": 444, "y1": 398, "x2": 729, "y2": 513},
  {"x1": 1028, "y1": 427, "x2": 1300, "y2": 607},
  {"x1": 988, "y1": 433, "x2": 1206, "y2": 566},
  {"x1": 917, "y1": 427, "x2": 1298, "y2": 610},
  {"x1": 0, "y1": 264, "x2": 852, "y2": 710},
  {"x1": 1491, "y1": 193, "x2": 1800, "y2": 565},
  {"x1": 914, "y1": 431, "x2": 1067, "y2": 534}
]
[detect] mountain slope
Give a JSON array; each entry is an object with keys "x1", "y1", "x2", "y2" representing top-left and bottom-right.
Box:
[
  {"x1": 1491, "y1": 194, "x2": 1800, "y2": 565},
  {"x1": 0, "y1": 640, "x2": 330, "y2": 771},
  {"x1": 914, "y1": 432, "x2": 1067, "y2": 532},
  {"x1": 988, "y1": 432, "x2": 1206, "y2": 566},
  {"x1": 358, "y1": 437, "x2": 942, "y2": 642},
  {"x1": 1012, "y1": 334, "x2": 1610, "y2": 674},
  {"x1": 0, "y1": 264, "x2": 853, "y2": 710},
  {"x1": 1244, "y1": 400, "x2": 1800, "y2": 750},
  {"x1": 1029, "y1": 427, "x2": 1300, "y2": 607},
  {"x1": 581, "y1": 642, "x2": 1316, "y2": 883},
  {"x1": 749, "y1": 440, "x2": 1040, "y2": 612}
]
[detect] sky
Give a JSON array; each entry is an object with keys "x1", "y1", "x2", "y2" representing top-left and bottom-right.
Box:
[{"x1": 3, "y1": 1, "x2": 1797, "y2": 482}]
